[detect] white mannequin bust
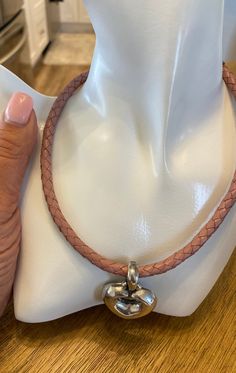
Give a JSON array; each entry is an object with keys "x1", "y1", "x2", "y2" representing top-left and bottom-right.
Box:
[{"x1": 0, "y1": 0, "x2": 235, "y2": 322}]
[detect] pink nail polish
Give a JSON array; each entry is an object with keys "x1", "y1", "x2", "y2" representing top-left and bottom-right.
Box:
[{"x1": 4, "y1": 92, "x2": 33, "y2": 127}]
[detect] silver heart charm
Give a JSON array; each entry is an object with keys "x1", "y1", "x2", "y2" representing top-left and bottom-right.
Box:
[{"x1": 102, "y1": 262, "x2": 157, "y2": 319}]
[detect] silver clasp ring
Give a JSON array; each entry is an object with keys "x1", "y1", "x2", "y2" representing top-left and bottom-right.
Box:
[{"x1": 127, "y1": 261, "x2": 139, "y2": 291}]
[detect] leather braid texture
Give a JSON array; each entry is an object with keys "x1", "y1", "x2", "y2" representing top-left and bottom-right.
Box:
[{"x1": 41, "y1": 64, "x2": 236, "y2": 278}]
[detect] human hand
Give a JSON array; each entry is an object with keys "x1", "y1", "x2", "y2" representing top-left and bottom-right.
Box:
[{"x1": 0, "y1": 93, "x2": 37, "y2": 317}]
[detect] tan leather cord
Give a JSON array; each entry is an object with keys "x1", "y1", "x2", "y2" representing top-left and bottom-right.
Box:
[{"x1": 40, "y1": 64, "x2": 236, "y2": 278}]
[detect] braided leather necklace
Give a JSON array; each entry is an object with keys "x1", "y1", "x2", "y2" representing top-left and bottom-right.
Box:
[{"x1": 41, "y1": 63, "x2": 236, "y2": 319}]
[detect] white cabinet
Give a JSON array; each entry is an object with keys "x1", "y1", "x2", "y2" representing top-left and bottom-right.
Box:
[
  {"x1": 23, "y1": 0, "x2": 49, "y2": 66},
  {"x1": 59, "y1": 0, "x2": 78, "y2": 23},
  {"x1": 59, "y1": 0, "x2": 90, "y2": 24},
  {"x1": 78, "y1": 0, "x2": 90, "y2": 23}
]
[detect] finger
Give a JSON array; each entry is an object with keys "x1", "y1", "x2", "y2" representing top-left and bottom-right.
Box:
[
  {"x1": 0, "y1": 93, "x2": 38, "y2": 218},
  {"x1": 0, "y1": 92, "x2": 38, "y2": 316}
]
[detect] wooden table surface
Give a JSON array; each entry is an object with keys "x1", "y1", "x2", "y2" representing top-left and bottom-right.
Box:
[{"x1": 0, "y1": 63, "x2": 235, "y2": 373}]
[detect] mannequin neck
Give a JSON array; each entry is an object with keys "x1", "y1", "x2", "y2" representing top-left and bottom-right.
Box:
[{"x1": 84, "y1": 0, "x2": 224, "y2": 115}]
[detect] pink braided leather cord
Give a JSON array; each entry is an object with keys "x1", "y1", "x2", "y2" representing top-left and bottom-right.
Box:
[{"x1": 41, "y1": 64, "x2": 236, "y2": 278}]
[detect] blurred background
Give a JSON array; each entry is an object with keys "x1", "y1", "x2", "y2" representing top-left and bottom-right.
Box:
[{"x1": 0, "y1": 0, "x2": 94, "y2": 96}]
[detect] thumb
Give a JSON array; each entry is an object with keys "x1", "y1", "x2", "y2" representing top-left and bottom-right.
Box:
[{"x1": 0, "y1": 92, "x2": 38, "y2": 316}]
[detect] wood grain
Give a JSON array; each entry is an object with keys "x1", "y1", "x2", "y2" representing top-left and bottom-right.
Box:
[{"x1": 0, "y1": 63, "x2": 235, "y2": 373}]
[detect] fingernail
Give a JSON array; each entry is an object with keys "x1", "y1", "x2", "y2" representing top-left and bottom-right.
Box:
[{"x1": 4, "y1": 92, "x2": 33, "y2": 127}]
